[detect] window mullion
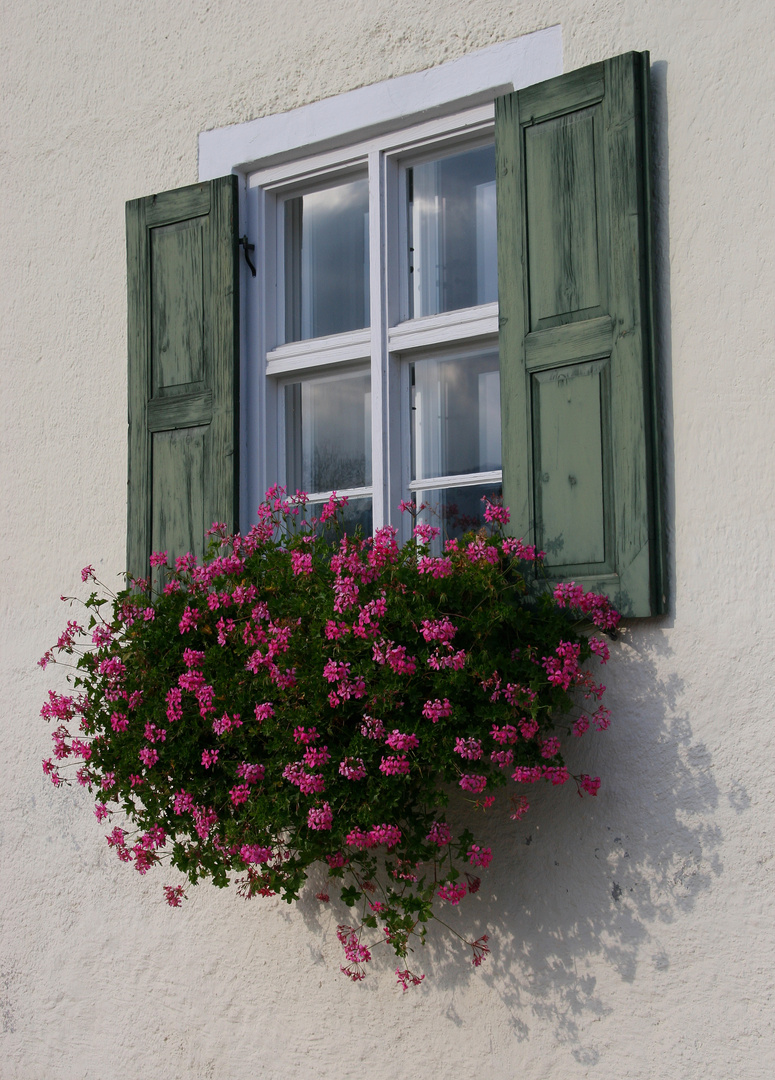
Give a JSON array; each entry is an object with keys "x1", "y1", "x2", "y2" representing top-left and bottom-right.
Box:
[
  {"x1": 382, "y1": 151, "x2": 405, "y2": 533},
  {"x1": 368, "y1": 148, "x2": 388, "y2": 530},
  {"x1": 243, "y1": 182, "x2": 273, "y2": 530}
]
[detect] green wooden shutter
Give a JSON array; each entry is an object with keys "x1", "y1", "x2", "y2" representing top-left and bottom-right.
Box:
[
  {"x1": 496, "y1": 51, "x2": 665, "y2": 617},
  {"x1": 126, "y1": 175, "x2": 239, "y2": 579}
]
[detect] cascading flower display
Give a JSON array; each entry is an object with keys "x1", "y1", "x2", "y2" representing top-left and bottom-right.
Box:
[{"x1": 40, "y1": 488, "x2": 619, "y2": 987}]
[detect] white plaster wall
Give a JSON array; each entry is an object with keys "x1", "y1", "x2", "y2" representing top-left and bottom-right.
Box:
[{"x1": 1, "y1": 1, "x2": 773, "y2": 1077}]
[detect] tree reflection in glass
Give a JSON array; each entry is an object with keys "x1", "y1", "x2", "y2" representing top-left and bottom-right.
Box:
[
  {"x1": 285, "y1": 177, "x2": 370, "y2": 342},
  {"x1": 285, "y1": 370, "x2": 372, "y2": 495}
]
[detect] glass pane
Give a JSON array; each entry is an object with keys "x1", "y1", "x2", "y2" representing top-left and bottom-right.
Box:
[
  {"x1": 303, "y1": 496, "x2": 373, "y2": 538},
  {"x1": 414, "y1": 482, "x2": 503, "y2": 548},
  {"x1": 285, "y1": 370, "x2": 372, "y2": 494},
  {"x1": 407, "y1": 144, "x2": 497, "y2": 318},
  {"x1": 284, "y1": 177, "x2": 370, "y2": 342},
  {"x1": 411, "y1": 349, "x2": 501, "y2": 481}
]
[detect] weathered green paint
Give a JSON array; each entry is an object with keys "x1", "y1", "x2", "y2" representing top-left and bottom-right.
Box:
[
  {"x1": 533, "y1": 359, "x2": 609, "y2": 568},
  {"x1": 526, "y1": 108, "x2": 603, "y2": 328},
  {"x1": 496, "y1": 52, "x2": 665, "y2": 617},
  {"x1": 126, "y1": 176, "x2": 239, "y2": 579},
  {"x1": 150, "y1": 217, "x2": 206, "y2": 393}
]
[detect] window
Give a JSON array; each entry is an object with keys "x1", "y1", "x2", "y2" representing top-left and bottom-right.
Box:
[
  {"x1": 247, "y1": 114, "x2": 504, "y2": 546},
  {"x1": 127, "y1": 38, "x2": 665, "y2": 616}
]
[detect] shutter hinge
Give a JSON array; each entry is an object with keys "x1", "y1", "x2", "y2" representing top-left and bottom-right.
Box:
[{"x1": 238, "y1": 235, "x2": 256, "y2": 277}]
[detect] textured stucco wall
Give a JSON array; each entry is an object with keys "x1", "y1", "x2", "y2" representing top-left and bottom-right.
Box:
[{"x1": 1, "y1": 1, "x2": 774, "y2": 1077}]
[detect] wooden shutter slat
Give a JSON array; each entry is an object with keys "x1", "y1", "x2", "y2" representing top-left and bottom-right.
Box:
[
  {"x1": 126, "y1": 175, "x2": 239, "y2": 578},
  {"x1": 496, "y1": 52, "x2": 665, "y2": 617}
]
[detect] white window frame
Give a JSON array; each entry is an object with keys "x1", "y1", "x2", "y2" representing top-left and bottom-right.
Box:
[{"x1": 198, "y1": 28, "x2": 563, "y2": 535}]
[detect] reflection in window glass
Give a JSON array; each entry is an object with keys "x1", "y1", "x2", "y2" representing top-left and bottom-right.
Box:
[
  {"x1": 407, "y1": 144, "x2": 497, "y2": 318},
  {"x1": 302, "y1": 496, "x2": 373, "y2": 538},
  {"x1": 285, "y1": 370, "x2": 372, "y2": 495},
  {"x1": 411, "y1": 349, "x2": 501, "y2": 481},
  {"x1": 284, "y1": 178, "x2": 370, "y2": 342},
  {"x1": 414, "y1": 483, "x2": 503, "y2": 547}
]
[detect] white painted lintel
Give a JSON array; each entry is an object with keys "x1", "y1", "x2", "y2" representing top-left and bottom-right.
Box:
[{"x1": 199, "y1": 26, "x2": 562, "y2": 179}]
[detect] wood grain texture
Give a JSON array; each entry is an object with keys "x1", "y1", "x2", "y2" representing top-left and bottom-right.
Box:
[
  {"x1": 496, "y1": 52, "x2": 664, "y2": 616},
  {"x1": 126, "y1": 176, "x2": 239, "y2": 579}
]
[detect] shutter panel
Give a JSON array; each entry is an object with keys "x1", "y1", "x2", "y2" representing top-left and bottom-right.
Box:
[
  {"x1": 126, "y1": 176, "x2": 239, "y2": 579},
  {"x1": 496, "y1": 51, "x2": 665, "y2": 617}
]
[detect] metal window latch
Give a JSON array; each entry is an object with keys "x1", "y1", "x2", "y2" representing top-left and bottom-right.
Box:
[{"x1": 238, "y1": 235, "x2": 256, "y2": 277}]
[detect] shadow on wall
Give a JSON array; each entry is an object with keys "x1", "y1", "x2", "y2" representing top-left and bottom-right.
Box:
[
  {"x1": 291, "y1": 623, "x2": 731, "y2": 1051},
  {"x1": 467, "y1": 629, "x2": 725, "y2": 1048}
]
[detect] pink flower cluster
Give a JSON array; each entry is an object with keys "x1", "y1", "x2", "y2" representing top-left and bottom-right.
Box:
[
  {"x1": 501, "y1": 537, "x2": 540, "y2": 561},
  {"x1": 229, "y1": 784, "x2": 250, "y2": 806},
  {"x1": 241, "y1": 844, "x2": 273, "y2": 864},
  {"x1": 173, "y1": 790, "x2": 195, "y2": 814},
  {"x1": 345, "y1": 824, "x2": 402, "y2": 849},
  {"x1": 360, "y1": 715, "x2": 385, "y2": 740},
  {"x1": 291, "y1": 550, "x2": 313, "y2": 576},
  {"x1": 540, "y1": 737, "x2": 561, "y2": 759},
  {"x1": 178, "y1": 606, "x2": 199, "y2": 634},
  {"x1": 139, "y1": 746, "x2": 159, "y2": 768},
  {"x1": 237, "y1": 761, "x2": 265, "y2": 784},
  {"x1": 293, "y1": 725, "x2": 318, "y2": 744},
  {"x1": 337, "y1": 925, "x2": 371, "y2": 967},
  {"x1": 165, "y1": 687, "x2": 182, "y2": 724},
  {"x1": 454, "y1": 736, "x2": 483, "y2": 760},
  {"x1": 324, "y1": 619, "x2": 349, "y2": 641},
  {"x1": 438, "y1": 882, "x2": 467, "y2": 904},
  {"x1": 213, "y1": 711, "x2": 242, "y2": 735},
  {"x1": 372, "y1": 639, "x2": 417, "y2": 674},
  {"x1": 426, "y1": 821, "x2": 452, "y2": 846},
  {"x1": 352, "y1": 596, "x2": 387, "y2": 639},
  {"x1": 41, "y1": 482, "x2": 618, "y2": 987},
  {"x1": 588, "y1": 636, "x2": 610, "y2": 663},
  {"x1": 459, "y1": 774, "x2": 487, "y2": 793},
  {"x1": 385, "y1": 730, "x2": 419, "y2": 751},
  {"x1": 553, "y1": 581, "x2": 621, "y2": 630},
  {"x1": 543, "y1": 640, "x2": 582, "y2": 690},
  {"x1": 465, "y1": 538, "x2": 500, "y2": 566},
  {"x1": 323, "y1": 657, "x2": 366, "y2": 706},
  {"x1": 417, "y1": 555, "x2": 453, "y2": 578},
  {"x1": 427, "y1": 646, "x2": 467, "y2": 671},
  {"x1": 579, "y1": 774, "x2": 601, "y2": 796},
  {"x1": 422, "y1": 697, "x2": 452, "y2": 723},
  {"x1": 511, "y1": 765, "x2": 543, "y2": 783},
  {"x1": 467, "y1": 844, "x2": 492, "y2": 868},
  {"x1": 308, "y1": 803, "x2": 333, "y2": 830},
  {"x1": 339, "y1": 757, "x2": 367, "y2": 780},
  {"x1": 413, "y1": 522, "x2": 440, "y2": 544},
  {"x1": 543, "y1": 766, "x2": 570, "y2": 786},
  {"x1": 482, "y1": 498, "x2": 510, "y2": 525},
  {"x1": 303, "y1": 745, "x2": 331, "y2": 767},
  {"x1": 420, "y1": 616, "x2": 456, "y2": 644},
  {"x1": 253, "y1": 701, "x2": 274, "y2": 723},
  {"x1": 379, "y1": 755, "x2": 410, "y2": 776},
  {"x1": 396, "y1": 968, "x2": 425, "y2": 991},
  {"x1": 282, "y1": 761, "x2": 326, "y2": 794},
  {"x1": 470, "y1": 934, "x2": 490, "y2": 967}
]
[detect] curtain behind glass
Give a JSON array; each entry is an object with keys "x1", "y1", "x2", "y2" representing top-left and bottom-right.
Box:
[{"x1": 408, "y1": 145, "x2": 497, "y2": 319}]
